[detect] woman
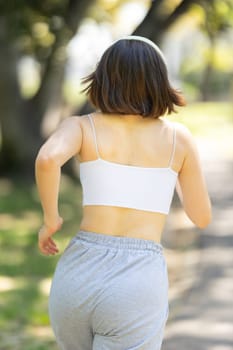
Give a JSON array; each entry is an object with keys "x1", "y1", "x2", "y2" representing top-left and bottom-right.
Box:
[{"x1": 35, "y1": 36, "x2": 211, "y2": 350}]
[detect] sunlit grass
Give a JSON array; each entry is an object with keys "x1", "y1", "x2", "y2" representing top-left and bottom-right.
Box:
[
  {"x1": 0, "y1": 175, "x2": 82, "y2": 349},
  {"x1": 169, "y1": 102, "x2": 233, "y2": 159},
  {"x1": 170, "y1": 101, "x2": 233, "y2": 137},
  {"x1": 0, "y1": 102, "x2": 232, "y2": 349}
]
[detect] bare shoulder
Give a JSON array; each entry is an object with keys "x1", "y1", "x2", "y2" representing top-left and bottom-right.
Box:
[
  {"x1": 72, "y1": 114, "x2": 91, "y2": 129},
  {"x1": 58, "y1": 116, "x2": 82, "y2": 129},
  {"x1": 52, "y1": 116, "x2": 85, "y2": 138},
  {"x1": 172, "y1": 121, "x2": 197, "y2": 152},
  {"x1": 173, "y1": 121, "x2": 193, "y2": 140}
]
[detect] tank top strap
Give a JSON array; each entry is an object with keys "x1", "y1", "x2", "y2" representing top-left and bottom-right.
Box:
[
  {"x1": 168, "y1": 123, "x2": 176, "y2": 168},
  {"x1": 87, "y1": 114, "x2": 100, "y2": 159}
]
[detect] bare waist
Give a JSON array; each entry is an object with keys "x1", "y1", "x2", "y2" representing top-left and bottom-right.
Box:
[{"x1": 79, "y1": 205, "x2": 167, "y2": 243}]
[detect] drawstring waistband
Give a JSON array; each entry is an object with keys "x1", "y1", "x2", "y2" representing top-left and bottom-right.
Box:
[{"x1": 75, "y1": 230, "x2": 163, "y2": 254}]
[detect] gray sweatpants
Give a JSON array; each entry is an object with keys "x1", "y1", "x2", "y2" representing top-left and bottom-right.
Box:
[{"x1": 49, "y1": 230, "x2": 169, "y2": 350}]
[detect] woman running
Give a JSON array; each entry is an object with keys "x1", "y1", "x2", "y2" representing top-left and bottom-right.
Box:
[{"x1": 35, "y1": 36, "x2": 211, "y2": 350}]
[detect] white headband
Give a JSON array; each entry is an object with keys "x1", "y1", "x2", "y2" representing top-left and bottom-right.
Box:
[{"x1": 112, "y1": 35, "x2": 166, "y2": 64}]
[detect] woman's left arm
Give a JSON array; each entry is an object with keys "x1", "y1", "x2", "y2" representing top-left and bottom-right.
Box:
[{"x1": 35, "y1": 117, "x2": 82, "y2": 255}]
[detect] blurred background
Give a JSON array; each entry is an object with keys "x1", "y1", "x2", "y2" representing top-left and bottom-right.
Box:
[{"x1": 0, "y1": 0, "x2": 233, "y2": 349}]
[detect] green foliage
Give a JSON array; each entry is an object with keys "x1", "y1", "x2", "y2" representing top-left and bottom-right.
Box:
[
  {"x1": 181, "y1": 65, "x2": 233, "y2": 101},
  {"x1": 2, "y1": 1, "x2": 72, "y2": 61},
  {"x1": 0, "y1": 175, "x2": 82, "y2": 348},
  {"x1": 178, "y1": 0, "x2": 233, "y2": 101},
  {"x1": 201, "y1": 0, "x2": 233, "y2": 40}
]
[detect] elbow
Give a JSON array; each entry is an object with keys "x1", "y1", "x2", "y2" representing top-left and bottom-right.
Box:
[
  {"x1": 196, "y1": 216, "x2": 211, "y2": 229},
  {"x1": 35, "y1": 154, "x2": 59, "y2": 171},
  {"x1": 195, "y1": 208, "x2": 212, "y2": 229},
  {"x1": 186, "y1": 201, "x2": 212, "y2": 229}
]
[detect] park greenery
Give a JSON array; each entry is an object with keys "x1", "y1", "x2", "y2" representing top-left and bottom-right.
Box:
[{"x1": 0, "y1": 0, "x2": 232, "y2": 175}]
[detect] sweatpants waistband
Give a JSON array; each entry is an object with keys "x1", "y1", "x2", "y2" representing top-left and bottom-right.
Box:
[{"x1": 75, "y1": 230, "x2": 163, "y2": 254}]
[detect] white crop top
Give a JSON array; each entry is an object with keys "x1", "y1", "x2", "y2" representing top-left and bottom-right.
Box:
[{"x1": 79, "y1": 115, "x2": 178, "y2": 214}]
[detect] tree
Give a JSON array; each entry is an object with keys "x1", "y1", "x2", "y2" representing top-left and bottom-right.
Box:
[
  {"x1": 0, "y1": 0, "x2": 221, "y2": 176},
  {"x1": 0, "y1": 0, "x2": 94, "y2": 176},
  {"x1": 133, "y1": 0, "x2": 209, "y2": 42},
  {"x1": 133, "y1": 0, "x2": 232, "y2": 101},
  {"x1": 200, "y1": 0, "x2": 233, "y2": 100}
]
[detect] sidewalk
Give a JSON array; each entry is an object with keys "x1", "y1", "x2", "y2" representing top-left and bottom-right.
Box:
[{"x1": 162, "y1": 136, "x2": 233, "y2": 349}]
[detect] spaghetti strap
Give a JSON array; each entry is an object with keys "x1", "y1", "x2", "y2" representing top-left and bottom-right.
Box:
[
  {"x1": 168, "y1": 124, "x2": 176, "y2": 168},
  {"x1": 87, "y1": 114, "x2": 100, "y2": 159}
]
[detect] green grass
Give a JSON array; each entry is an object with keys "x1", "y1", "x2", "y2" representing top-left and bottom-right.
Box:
[
  {"x1": 170, "y1": 101, "x2": 233, "y2": 136},
  {"x1": 0, "y1": 176, "x2": 82, "y2": 349},
  {"x1": 0, "y1": 101, "x2": 232, "y2": 349}
]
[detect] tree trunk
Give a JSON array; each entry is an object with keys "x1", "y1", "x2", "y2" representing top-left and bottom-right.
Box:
[
  {"x1": 133, "y1": 0, "x2": 215, "y2": 44},
  {"x1": 200, "y1": 63, "x2": 213, "y2": 101},
  {"x1": 0, "y1": 19, "x2": 35, "y2": 175},
  {"x1": 133, "y1": 0, "x2": 164, "y2": 43},
  {"x1": 200, "y1": 32, "x2": 216, "y2": 101},
  {"x1": 0, "y1": 0, "x2": 94, "y2": 177}
]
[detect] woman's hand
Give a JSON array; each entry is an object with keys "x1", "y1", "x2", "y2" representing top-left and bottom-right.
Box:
[{"x1": 38, "y1": 217, "x2": 63, "y2": 256}]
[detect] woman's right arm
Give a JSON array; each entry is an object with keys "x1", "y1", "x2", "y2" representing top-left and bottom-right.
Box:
[
  {"x1": 35, "y1": 116, "x2": 83, "y2": 254},
  {"x1": 176, "y1": 125, "x2": 212, "y2": 228}
]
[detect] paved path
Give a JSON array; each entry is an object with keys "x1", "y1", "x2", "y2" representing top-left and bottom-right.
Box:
[{"x1": 162, "y1": 136, "x2": 233, "y2": 350}]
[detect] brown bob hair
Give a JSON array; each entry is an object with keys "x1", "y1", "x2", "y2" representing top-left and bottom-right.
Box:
[{"x1": 82, "y1": 38, "x2": 185, "y2": 118}]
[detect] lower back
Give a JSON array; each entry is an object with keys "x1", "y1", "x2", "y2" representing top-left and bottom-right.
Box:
[{"x1": 79, "y1": 206, "x2": 167, "y2": 243}]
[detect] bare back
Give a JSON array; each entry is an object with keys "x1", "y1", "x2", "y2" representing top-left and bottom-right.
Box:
[{"x1": 78, "y1": 113, "x2": 185, "y2": 242}]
